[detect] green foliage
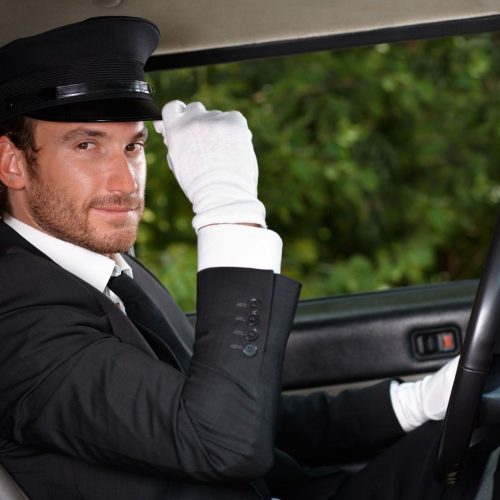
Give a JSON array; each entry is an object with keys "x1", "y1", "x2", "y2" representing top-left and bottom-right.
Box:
[{"x1": 138, "y1": 33, "x2": 500, "y2": 311}]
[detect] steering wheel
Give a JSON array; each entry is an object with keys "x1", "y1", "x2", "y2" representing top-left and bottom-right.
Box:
[{"x1": 436, "y1": 214, "x2": 500, "y2": 484}]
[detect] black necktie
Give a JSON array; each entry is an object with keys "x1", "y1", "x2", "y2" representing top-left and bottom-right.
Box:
[{"x1": 107, "y1": 273, "x2": 190, "y2": 373}]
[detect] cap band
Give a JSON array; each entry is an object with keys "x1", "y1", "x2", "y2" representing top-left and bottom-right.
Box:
[
  {"x1": 5, "y1": 80, "x2": 153, "y2": 112},
  {"x1": 55, "y1": 80, "x2": 153, "y2": 99}
]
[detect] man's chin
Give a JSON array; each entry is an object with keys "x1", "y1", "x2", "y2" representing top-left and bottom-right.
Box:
[{"x1": 84, "y1": 227, "x2": 138, "y2": 255}]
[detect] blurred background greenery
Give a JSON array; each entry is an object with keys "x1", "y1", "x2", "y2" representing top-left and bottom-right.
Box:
[{"x1": 139, "y1": 33, "x2": 500, "y2": 311}]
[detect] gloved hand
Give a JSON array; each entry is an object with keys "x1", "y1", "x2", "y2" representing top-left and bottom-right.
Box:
[
  {"x1": 390, "y1": 355, "x2": 459, "y2": 432},
  {"x1": 153, "y1": 100, "x2": 266, "y2": 232}
]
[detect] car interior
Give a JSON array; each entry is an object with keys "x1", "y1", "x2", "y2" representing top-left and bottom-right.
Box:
[{"x1": 2, "y1": 1, "x2": 500, "y2": 498}]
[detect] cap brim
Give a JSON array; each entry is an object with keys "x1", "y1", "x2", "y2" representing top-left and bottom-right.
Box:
[{"x1": 26, "y1": 97, "x2": 162, "y2": 122}]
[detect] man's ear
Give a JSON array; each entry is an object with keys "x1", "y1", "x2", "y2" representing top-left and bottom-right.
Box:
[{"x1": 0, "y1": 137, "x2": 27, "y2": 190}]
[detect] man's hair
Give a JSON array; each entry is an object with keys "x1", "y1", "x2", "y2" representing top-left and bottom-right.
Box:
[{"x1": 0, "y1": 116, "x2": 38, "y2": 214}]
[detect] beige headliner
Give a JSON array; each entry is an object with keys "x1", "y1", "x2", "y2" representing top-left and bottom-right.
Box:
[{"x1": 0, "y1": 0, "x2": 499, "y2": 56}]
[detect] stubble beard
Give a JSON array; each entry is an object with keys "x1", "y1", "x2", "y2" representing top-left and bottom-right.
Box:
[{"x1": 27, "y1": 172, "x2": 144, "y2": 255}]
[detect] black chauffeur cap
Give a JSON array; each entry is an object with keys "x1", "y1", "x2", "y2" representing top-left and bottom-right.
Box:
[{"x1": 0, "y1": 16, "x2": 162, "y2": 123}]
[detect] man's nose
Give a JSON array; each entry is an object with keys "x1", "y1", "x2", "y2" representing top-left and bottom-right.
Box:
[{"x1": 106, "y1": 153, "x2": 139, "y2": 194}]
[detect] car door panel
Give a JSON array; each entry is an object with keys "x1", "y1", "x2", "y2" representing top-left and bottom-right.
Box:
[{"x1": 282, "y1": 280, "x2": 476, "y2": 391}]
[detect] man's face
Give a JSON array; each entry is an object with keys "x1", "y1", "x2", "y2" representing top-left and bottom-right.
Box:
[{"x1": 19, "y1": 120, "x2": 147, "y2": 255}]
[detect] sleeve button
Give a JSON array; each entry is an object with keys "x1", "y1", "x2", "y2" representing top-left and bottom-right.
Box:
[
  {"x1": 243, "y1": 344, "x2": 258, "y2": 357},
  {"x1": 247, "y1": 313, "x2": 260, "y2": 326},
  {"x1": 245, "y1": 328, "x2": 259, "y2": 341},
  {"x1": 248, "y1": 298, "x2": 261, "y2": 311}
]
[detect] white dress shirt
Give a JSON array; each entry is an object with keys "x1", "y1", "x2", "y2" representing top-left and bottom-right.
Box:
[{"x1": 197, "y1": 223, "x2": 282, "y2": 273}]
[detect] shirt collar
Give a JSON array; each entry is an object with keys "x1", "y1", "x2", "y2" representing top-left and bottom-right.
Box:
[{"x1": 3, "y1": 214, "x2": 133, "y2": 292}]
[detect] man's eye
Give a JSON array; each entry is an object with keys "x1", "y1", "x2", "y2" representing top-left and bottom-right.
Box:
[
  {"x1": 125, "y1": 143, "x2": 144, "y2": 153},
  {"x1": 76, "y1": 142, "x2": 94, "y2": 150}
]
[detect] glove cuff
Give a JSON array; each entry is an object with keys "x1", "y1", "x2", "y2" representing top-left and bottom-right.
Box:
[
  {"x1": 390, "y1": 380, "x2": 425, "y2": 432},
  {"x1": 192, "y1": 199, "x2": 267, "y2": 232}
]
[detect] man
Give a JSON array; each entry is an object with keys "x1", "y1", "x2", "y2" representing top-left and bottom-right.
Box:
[{"x1": 0, "y1": 16, "x2": 461, "y2": 500}]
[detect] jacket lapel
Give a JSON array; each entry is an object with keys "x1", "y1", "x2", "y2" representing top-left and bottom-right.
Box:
[{"x1": 91, "y1": 288, "x2": 160, "y2": 360}]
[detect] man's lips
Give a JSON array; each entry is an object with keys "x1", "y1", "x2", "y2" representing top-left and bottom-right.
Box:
[
  {"x1": 90, "y1": 205, "x2": 142, "y2": 219},
  {"x1": 92, "y1": 205, "x2": 139, "y2": 212}
]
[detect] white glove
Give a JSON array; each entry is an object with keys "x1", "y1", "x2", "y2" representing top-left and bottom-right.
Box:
[
  {"x1": 153, "y1": 100, "x2": 266, "y2": 232},
  {"x1": 390, "y1": 356, "x2": 459, "y2": 432}
]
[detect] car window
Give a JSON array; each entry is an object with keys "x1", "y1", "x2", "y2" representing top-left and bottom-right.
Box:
[{"x1": 140, "y1": 32, "x2": 500, "y2": 311}]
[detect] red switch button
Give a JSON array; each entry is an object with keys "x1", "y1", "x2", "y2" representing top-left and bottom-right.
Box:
[{"x1": 438, "y1": 332, "x2": 456, "y2": 352}]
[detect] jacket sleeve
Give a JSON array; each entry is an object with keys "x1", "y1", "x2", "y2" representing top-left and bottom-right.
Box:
[
  {"x1": 0, "y1": 248, "x2": 300, "y2": 481},
  {"x1": 275, "y1": 381, "x2": 405, "y2": 465}
]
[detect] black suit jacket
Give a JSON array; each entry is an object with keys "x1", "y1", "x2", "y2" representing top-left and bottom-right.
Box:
[{"x1": 0, "y1": 221, "x2": 403, "y2": 499}]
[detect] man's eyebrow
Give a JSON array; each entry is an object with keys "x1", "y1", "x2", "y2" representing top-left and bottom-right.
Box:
[
  {"x1": 59, "y1": 128, "x2": 109, "y2": 143},
  {"x1": 134, "y1": 127, "x2": 148, "y2": 141},
  {"x1": 59, "y1": 127, "x2": 149, "y2": 143}
]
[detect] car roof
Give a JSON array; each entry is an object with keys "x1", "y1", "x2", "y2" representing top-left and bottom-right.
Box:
[{"x1": 1, "y1": 0, "x2": 499, "y2": 69}]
